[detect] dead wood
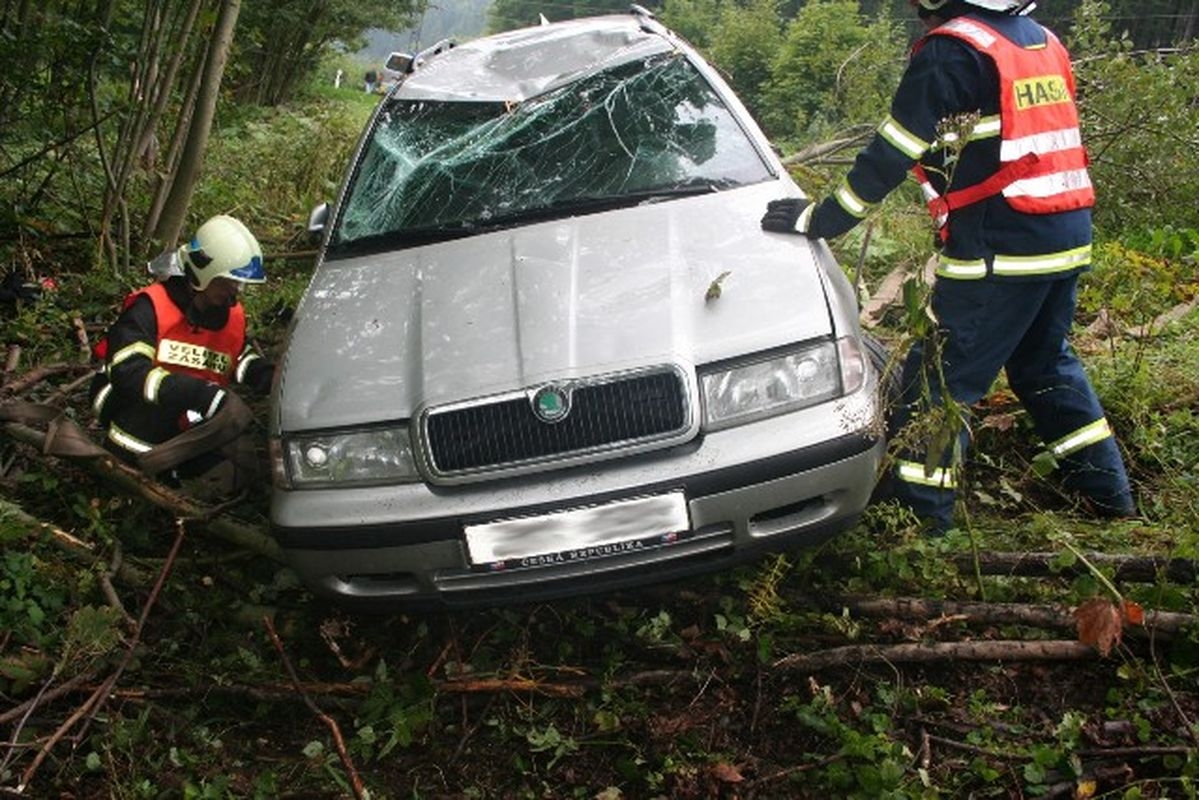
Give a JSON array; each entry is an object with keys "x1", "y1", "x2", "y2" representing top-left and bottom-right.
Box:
[
  {"x1": 954, "y1": 551, "x2": 1197, "y2": 584},
  {"x1": 1, "y1": 419, "x2": 282, "y2": 562},
  {"x1": 817, "y1": 596, "x2": 1195, "y2": 641},
  {"x1": 0, "y1": 363, "x2": 92, "y2": 397},
  {"x1": 773, "y1": 639, "x2": 1099, "y2": 673},
  {"x1": 438, "y1": 677, "x2": 586, "y2": 697},
  {"x1": 17, "y1": 520, "x2": 186, "y2": 793},
  {"x1": 1085, "y1": 298, "x2": 1198, "y2": 340},
  {"x1": 265, "y1": 615, "x2": 366, "y2": 800},
  {"x1": 0, "y1": 497, "x2": 150, "y2": 587},
  {"x1": 859, "y1": 257, "x2": 937, "y2": 328},
  {"x1": 781, "y1": 125, "x2": 875, "y2": 166}
]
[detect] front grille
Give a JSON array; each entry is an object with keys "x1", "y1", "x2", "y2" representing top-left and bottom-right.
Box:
[{"x1": 423, "y1": 367, "x2": 690, "y2": 476}]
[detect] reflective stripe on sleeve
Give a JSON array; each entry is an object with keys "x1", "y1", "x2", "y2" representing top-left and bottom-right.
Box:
[
  {"x1": 1048, "y1": 418, "x2": 1112, "y2": 458},
  {"x1": 970, "y1": 115, "x2": 1001, "y2": 139},
  {"x1": 834, "y1": 183, "x2": 872, "y2": 218},
  {"x1": 111, "y1": 341, "x2": 156, "y2": 366},
  {"x1": 206, "y1": 389, "x2": 227, "y2": 419},
  {"x1": 896, "y1": 460, "x2": 957, "y2": 489},
  {"x1": 143, "y1": 367, "x2": 169, "y2": 402},
  {"x1": 794, "y1": 203, "x2": 815, "y2": 234},
  {"x1": 108, "y1": 424, "x2": 154, "y2": 454},
  {"x1": 878, "y1": 116, "x2": 929, "y2": 160},
  {"x1": 236, "y1": 352, "x2": 260, "y2": 384},
  {"x1": 91, "y1": 382, "x2": 112, "y2": 416}
]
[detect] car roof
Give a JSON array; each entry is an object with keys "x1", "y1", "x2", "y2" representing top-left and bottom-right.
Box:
[{"x1": 395, "y1": 14, "x2": 678, "y2": 104}]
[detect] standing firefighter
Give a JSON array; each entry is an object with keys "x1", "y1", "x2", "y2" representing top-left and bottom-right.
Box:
[
  {"x1": 90, "y1": 215, "x2": 274, "y2": 497},
  {"x1": 761, "y1": 0, "x2": 1135, "y2": 533}
]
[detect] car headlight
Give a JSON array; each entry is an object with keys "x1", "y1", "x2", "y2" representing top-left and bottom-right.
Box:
[
  {"x1": 274, "y1": 425, "x2": 419, "y2": 488},
  {"x1": 700, "y1": 338, "x2": 862, "y2": 430}
]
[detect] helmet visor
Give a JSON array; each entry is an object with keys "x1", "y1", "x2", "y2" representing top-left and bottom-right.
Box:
[{"x1": 229, "y1": 255, "x2": 266, "y2": 284}]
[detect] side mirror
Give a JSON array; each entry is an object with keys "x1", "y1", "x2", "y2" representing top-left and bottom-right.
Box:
[
  {"x1": 307, "y1": 203, "x2": 330, "y2": 245},
  {"x1": 385, "y1": 52, "x2": 414, "y2": 74}
]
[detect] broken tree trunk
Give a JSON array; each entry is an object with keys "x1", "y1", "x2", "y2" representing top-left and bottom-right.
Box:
[
  {"x1": 954, "y1": 551, "x2": 1197, "y2": 584},
  {"x1": 816, "y1": 596, "x2": 1195, "y2": 641},
  {"x1": 1, "y1": 419, "x2": 282, "y2": 562},
  {"x1": 773, "y1": 639, "x2": 1099, "y2": 673}
]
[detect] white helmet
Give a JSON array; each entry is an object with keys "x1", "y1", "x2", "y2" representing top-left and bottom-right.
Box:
[
  {"x1": 178, "y1": 215, "x2": 266, "y2": 291},
  {"x1": 917, "y1": 0, "x2": 1022, "y2": 13}
]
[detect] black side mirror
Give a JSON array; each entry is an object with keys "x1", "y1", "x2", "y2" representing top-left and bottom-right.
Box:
[{"x1": 307, "y1": 203, "x2": 330, "y2": 245}]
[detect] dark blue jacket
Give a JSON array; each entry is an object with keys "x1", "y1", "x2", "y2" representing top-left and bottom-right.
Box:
[{"x1": 807, "y1": 10, "x2": 1092, "y2": 281}]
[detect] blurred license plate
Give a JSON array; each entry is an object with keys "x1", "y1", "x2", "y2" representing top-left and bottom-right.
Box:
[{"x1": 465, "y1": 492, "x2": 690, "y2": 570}]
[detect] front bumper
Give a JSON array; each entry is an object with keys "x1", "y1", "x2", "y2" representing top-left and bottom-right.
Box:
[{"x1": 274, "y1": 424, "x2": 883, "y2": 608}]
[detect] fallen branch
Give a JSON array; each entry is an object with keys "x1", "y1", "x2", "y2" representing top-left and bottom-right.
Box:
[
  {"x1": 438, "y1": 677, "x2": 585, "y2": 698},
  {"x1": 0, "y1": 364, "x2": 92, "y2": 398},
  {"x1": 0, "y1": 497, "x2": 150, "y2": 587},
  {"x1": 954, "y1": 552, "x2": 1197, "y2": 584},
  {"x1": 1, "y1": 420, "x2": 282, "y2": 562},
  {"x1": 17, "y1": 519, "x2": 186, "y2": 793},
  {"x1": 264, "y1": 616, "x2": 366, "y2": 800},
  {"x1": 819, "y1": 596, "x2": 1195, "y2": 641},
  {"x1": 773, "y1": 639, "x2": 1099, "y2": 673},
  {"x1": 1085, "y1": 298, "x2": 1198, "y2": 340},
  {"x1": 781, "y1": 125, "x2": 875, "y2": 166}
]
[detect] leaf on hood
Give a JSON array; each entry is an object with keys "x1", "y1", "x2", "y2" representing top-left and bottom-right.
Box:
[
  {"x1": 705, "y1": 271, "x2": 731, "y2": 302},
  {"x1": 1074, "y1": 597, "x2": 1122, "y2": 656}
]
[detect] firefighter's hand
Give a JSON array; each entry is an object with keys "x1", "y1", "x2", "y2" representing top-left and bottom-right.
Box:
[{"x1": 761, "y1": 198, "x2": 813, "y2": 235}]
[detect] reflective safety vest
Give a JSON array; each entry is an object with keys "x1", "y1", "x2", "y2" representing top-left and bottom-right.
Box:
[
  {"x1": 91, "y1": 283, "x2": 247, "y2": 457},
  {"x1": 139, "y1": 282, "x2": 245, "y2": 387},
  {"x1": 913, "y1": 16, "x2": 1094, "y2": 234}
]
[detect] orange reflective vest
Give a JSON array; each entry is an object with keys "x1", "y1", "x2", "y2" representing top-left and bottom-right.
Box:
[
  {"x1": 140, "y1": 282, "x2": 245, "y2": 386},
  {"x1": 930, "y1": 16, "x2": 1094, "y2": 214}
]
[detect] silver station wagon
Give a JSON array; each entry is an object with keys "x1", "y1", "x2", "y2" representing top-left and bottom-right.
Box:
[{"x1": 269, "y1": 9, "x2": 886, "y2": 607}]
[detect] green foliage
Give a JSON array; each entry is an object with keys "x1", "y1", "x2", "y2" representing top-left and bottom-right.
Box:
[
  {"x1": 0, "y1": 551, "x2": 69, "y2": 650},
  {"x1": 760, "y1": 0, "x2": 905, "y2": 143},
  {"x1": 1071, "y1": 1, "x2": 1199, "y2": 236},
  {"x1": 665, "y1": 0, "x2": 785, "y2": 116},
  {"x1": 1078, "y1": 239, "x2": 1197, "y2": 334},
  {"x1": 190, "y1": 100, "x2": 376, "y2": 238},
  {"x1": 228, "y1": 0, "x2": 425, "y2": 105}
]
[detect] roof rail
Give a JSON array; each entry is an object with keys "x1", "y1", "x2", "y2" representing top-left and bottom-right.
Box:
[
  {"x1": 630, "y1": 4, "x2": 668, "y2": 35},
  {"x1": 412, "y1": 38, "x2": 455, "y2": 72}
]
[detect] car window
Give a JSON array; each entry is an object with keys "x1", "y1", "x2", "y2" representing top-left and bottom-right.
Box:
[{"x1": 330, "y1": 53, "x2": 774, "y2": 254}]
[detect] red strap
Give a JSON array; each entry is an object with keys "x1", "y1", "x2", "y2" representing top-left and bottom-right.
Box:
[{"x1": 942, "y1": 151, "x2": 1041, "y2": 211}]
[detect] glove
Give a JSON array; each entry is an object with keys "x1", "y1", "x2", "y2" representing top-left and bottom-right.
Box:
[{"x1": 761, "y1": 197, "x2": 813, "y2": 235}]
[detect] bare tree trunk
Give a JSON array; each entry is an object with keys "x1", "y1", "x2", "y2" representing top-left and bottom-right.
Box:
[
  {"x1": 151, "y1": 0, "x2": 242, "y2": 248},
  {"x1": 144, "y1": 40, "x2": 207, "y2": 240}
]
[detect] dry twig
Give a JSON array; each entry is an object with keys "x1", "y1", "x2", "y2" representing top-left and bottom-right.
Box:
[{"x1": 264, "y1": 616, "x2": 366, "y2": 800}]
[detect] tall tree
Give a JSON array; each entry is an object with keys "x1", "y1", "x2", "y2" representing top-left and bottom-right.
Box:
[
  {"x1": 151, "y1": 0, "x2": 242, "y2": 249},
  {"x1": 231, "y1": 0, "x2": 425, "y2": 106}
]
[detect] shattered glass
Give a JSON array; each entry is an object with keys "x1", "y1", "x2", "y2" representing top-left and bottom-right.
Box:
[{"x1": 331, "y1": 53, "x2": 773, "y2": 254}]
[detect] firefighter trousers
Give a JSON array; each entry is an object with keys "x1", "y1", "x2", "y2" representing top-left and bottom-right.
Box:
[{"x1": 887, "y1": 274, "x2": 1134, "y2": 532}]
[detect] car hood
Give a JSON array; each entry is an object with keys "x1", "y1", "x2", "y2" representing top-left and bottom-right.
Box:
[{"x1": 277, "y1": 182, "x2": 834, "y2": 432}]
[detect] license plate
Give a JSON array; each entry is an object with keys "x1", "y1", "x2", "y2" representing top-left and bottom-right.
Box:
[{"x1": 464, "y1": 492, "x2": 690, "y2": 571}]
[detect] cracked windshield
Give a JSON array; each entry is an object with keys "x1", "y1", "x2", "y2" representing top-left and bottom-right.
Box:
[{"x1": 331, "y1": 53, "x2": 773, "y2": 253}]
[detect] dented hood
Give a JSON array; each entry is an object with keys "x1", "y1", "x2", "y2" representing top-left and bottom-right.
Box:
[{"x1": 276, "y1": 182, "x2": 835, "y2": 432}]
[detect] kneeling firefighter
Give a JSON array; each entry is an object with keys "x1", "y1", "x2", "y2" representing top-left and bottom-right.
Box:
[{"x1": 90, "y1": 215, "x2": 274, "y2": 497}]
